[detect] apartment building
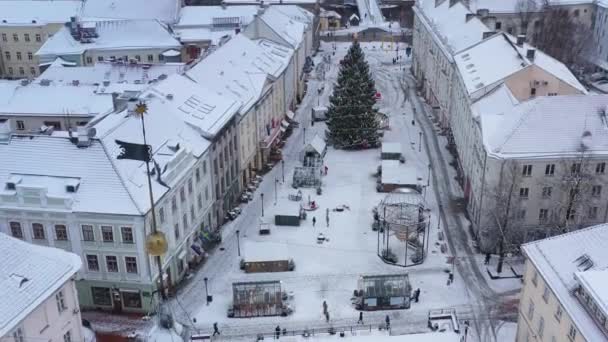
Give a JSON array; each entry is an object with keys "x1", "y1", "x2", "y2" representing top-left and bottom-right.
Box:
[
  {"x1": 36, "y1": 18, "x2": 182, "y2": 69},
  {"x1": 0, "y1": 233, "x2": 83, "y2": 342},
  {"x1": 0, "y1": 0, "x2": 82, "y2": 78},
  {"x1": 0, "y1": 79, "x2": 232, "y2": 312},
  {"x1": 517, "y1": 224, "x2": 608, "y2": 342}
]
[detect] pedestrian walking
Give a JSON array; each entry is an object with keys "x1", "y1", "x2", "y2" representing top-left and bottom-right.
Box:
[
  {"x1": 325, "y1": 312, "x2": 330, "y2": 322},
  {"x1": 312, "y1": 216, "x2": 316, "y2": 227},
  {"x1": 212, "y1": 322, "x2": 220, "y2": 336},
  {"x1": 411, "y1": 120, "x2": 415, "y2": 126},
  {"x1": 324, "y1": 165, "x2": 328, "y2": 175},
  {"x1": 323, "y1": 300, "x2": 328, "y2": 314},
  {"x1": 484, "y1": 253, "x2": 491, "y2": 265},
  {"x1": 358, "y1": 311, "x2": 364, "y2": 324},
  {"x1": 326, "y1": 215, "x2": 329, "y2": 227},
  {"x1": 413, "y1": 288, "x2": 420, "y2": 303},
  {"x1": 385, "y1": 315, "x2": 390, "y2": 330},
  {"x1": 275, "y1": 325, "x2": 281, "y2": 339}
]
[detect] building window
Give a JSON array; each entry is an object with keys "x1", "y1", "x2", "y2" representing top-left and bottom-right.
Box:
[
  {"x1": 532, "y1": 270, "x2": 538, "y2": 286},
  {"x1": 530, "y1": 87, "x2": 537, "y2": 96},
  {"x1": 519, "y1": 187, "x2": 529, "y2": 198},
  {"x1": 159, "y1": 207, "x2": 165, "y2": 223},
  {"x1": 4, "y1": 51, "x2": 10, "y2": 60},
  {"x1": 542, "y1": 186, "x2": 552, "y2": 198},
  {"x1": 18, "y1": 67, "x2": 24, "y2": 75},
  {"x1": 548, "y1": 92, "x2": 557, "y2": 96},
  {"x1": 135, "y1": 55, "x2": 141, "y2": 61},
  {"x1": 55, "y1": 290, "x2": 67, "y2": 312},
  {"x1": 16, "y1": 120, "x2": 24, "y2": 130},
  {"x1": 106, "y1": 256, "x2": 118, "y2": 272},
  {"x1": 568, "y1": 325, "x2": 577, "y2": 340},
  {"x1": 16, "y1": 52, "x2": 21, "y2": 60},
  {"x1": 507, "y1": 27, "x2": 513, "y2": 34},
  {"x1": 87, "y1": 255, "x2": 99, "y2": 271},
  {"x1": 7, "y1": 67, "x2": 13, "y2": 75},
  {"x1": 174, "y1": 223, "x2": 180, "y2": 240},
  {"x1": 180, "y1": 187, "x2": 186, "y2": 202},
  {"x1": 122, "y1": 291, "x2": 142, "y2": 308},
  {"x1": 158, "y1": 53, "x2": 164, "y2": 61},
  {"x1": 195, "y1": 168, "x2": 201, "y2": 183},
  {"x1": 188, "y1": 178, "x2": 193, "y2": 194},
  {"x1": 552, "y1": 305, "x2": 562, "y2": 321},
  {"x1": 527, "y1": 299, "x2": 535, "y2": 320},
  {"x1": 592, "y1": 185, "x2": 602, "y2": 197},
  {"x1": 203, "y1": 160, "x2": 207, "y2": 174},
  {"x1": 91, "y1": 287, "x2": 111, "y2": 306},
  {"x1": 539, "y1": 209, "x2": 548, "y2": 222},
  {"x1": 55, "y1": 224, "x2": 68, "y2": 240},
  {"x1": 24, "y1": 33, "x2": 30, "y2": 42},
  {"x1": 147, "y1": 54, "x2": 153, "y2": 62},
  {"x1": 1, "y1": 33, "x2": 6, "y2": 42},
  {"x1": 571, "y1": 163, "x2": 581, "y2": 174},
  {"x1": 197, "y1": 193, "x2": 203, "y2": 209},
  {"x1": 10, "y1": 222, "x2": 23, "y2": 238},
  {"x1": 182, "y1": 213, "x2": 188, "y2": 230},
  {"x1": 567, "y1": 209, "x2": 576, "y2": 221},
  {"x1": 121, "y1": 226, "x2": 134, "y2": 243},
  {"x1": 171, "y1": 197, "x2": 178, "y2": 214},
  {"x1": 522, "y1": 164, "x2": 533, "y2": 176},
  {"x1": 542, "y1": 285, "x2": 550, "y2": 303},
  {"x1": 596, "y1": 162, "x2": 606, "y2": 174},
  {"x1": 545, "y1": 164, "x2": 556, "y2": 175},
  {"x1": 82, "y1": 225, "x2": 94, "y2": 241},
  {"x1": 588, "y1": 206, "x2": 598, "y2": 219},
  {"x1": 101, "y1": 226, "x2": 114, "y2": 242},
  {"x1": 517, "y1": 209, "x2": 526, "y2": 220},
  {"x1": 573, "y1": 9, "x2": 580, "y2": 17},
  {"x1": 13, "y1": 33, "x2": 18, "y2": 42},
  {"x1": 538, "y1": 317, "x2": 544, "y2": 338},
  {"x1": 205, "y1": 186, "x2": 209, "y2": 201},
  {"x1": 63, "y1": 331, "x2": 72, "y2": 342},
  {"x1": 97, "y1": 56, "x2": 104, "y2": 62},
  {"x1": 125, "y1": 256, "x2": 138, "y2": 274},
  {"x1": 32, "y1": 223, "x2": 45, "y2": 239},
  {"x1": 190, "y1": 204, "x2": 195, "y2": 222},
  {"x1": 86, "y1": 56, "x2": 93, "y2": 64},
  {"x1": 12, "y1": 328, "x2": 24, "y2": 342},
  {"x1": 35, "y1": 33, "x2": 41, "y2": 42},
  {"x1": 29, "y1": 67, "x2": 35, "y2": 75}
]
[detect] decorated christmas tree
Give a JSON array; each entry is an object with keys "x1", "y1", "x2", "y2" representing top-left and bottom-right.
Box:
[{"x1": 326, "y1": 40, "x2": 379, "y2": 149}]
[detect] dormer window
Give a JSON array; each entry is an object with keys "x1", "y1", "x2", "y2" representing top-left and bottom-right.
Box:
[
  {"x1": 65, "y1": 179, "x2": 80, "y2": 193},
  {"x1": 6, "y1": 182, "x2": 15, "y2": 191}
]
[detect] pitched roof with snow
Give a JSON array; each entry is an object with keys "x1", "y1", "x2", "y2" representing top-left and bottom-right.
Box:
[
  {"x1": 37, "y1": 62, "x2": 185, "y2": 85},
  {"x1": 0, "y1": 83, "x2": 114, "y2": 117},
  {"x1": 482, "y1": 94, "x2": 608, "y2": 158},
  {"x1": 522, "y1": 224, "x2": 608, "y2": 342},
  {"x1": 143, "y1": 74, "x2": 241, "y2": 139},
  {"x1": 274, "y1": 5, "x2": 314, "y2": 26},
  {"x1": 0, "y1": 0, "x2": 82, "y2": 25},
  {"x1": 259, "y1": 6, "x2": 305, "y2": 48},
  {"x1": 0, "y1": 233, "x2": 82, "y2": 337},
  {"x1": 0, "y1": 135, "x2": 139, "y2": 215},
  {"x1": 468, "y1": 0, "x2": 593, "y2": 14},
  {"x1": 176, "y1": 5, "x2": 258, "y2": 27},
  {"x1": 415, "y1": 0, "x2": 489, "y2": 55},
  {"x1": 80, "y1": 0, "x2": 180, "y2": 24},
  {"x1": 36, "y1": 19, "x2": 180, "y2": 57}
]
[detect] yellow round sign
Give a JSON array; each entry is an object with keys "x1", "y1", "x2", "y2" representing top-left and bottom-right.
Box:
[{"x1": 145, "y1": 231, "x2": 168, "y2": 256}]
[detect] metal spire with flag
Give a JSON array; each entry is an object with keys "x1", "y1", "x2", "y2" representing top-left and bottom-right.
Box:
[{"x1": 115, "y1": 101, "x2": 172, "y2": 327}]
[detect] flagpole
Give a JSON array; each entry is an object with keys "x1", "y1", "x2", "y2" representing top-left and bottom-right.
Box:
[{"x1": 139, "y1": 109, "x2": 168, "y2": 304}]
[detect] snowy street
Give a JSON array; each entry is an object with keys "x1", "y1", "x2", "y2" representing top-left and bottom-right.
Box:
[{"x1": 168, "y1": 42, "x2": 519, "y2": 341}]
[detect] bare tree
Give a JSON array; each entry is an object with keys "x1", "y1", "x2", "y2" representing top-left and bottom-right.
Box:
[
  {"x1": 533, "y1": 0, "x2": 592, "y2": 67},
  {"x1": 515, "y1": 0, "x2": 538, "y2": 37}
]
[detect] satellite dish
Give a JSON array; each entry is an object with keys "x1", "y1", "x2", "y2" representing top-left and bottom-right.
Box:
[{"x1": 87, "y1": 127, "x2": 97, "y2": 138}]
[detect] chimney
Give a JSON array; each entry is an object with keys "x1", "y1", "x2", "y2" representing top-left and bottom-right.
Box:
[
  {"x1": 466, "y1": 13, "x2": 477, "y2": 22},
  {"x1": 127, "y1": 98, "x2": 138, "y2": 114},
  {"x1": 449, "y1": 0, "x2": 459, "y2": 7},
  {"x1": 482, "y1": 31, "x2": 496, "y2": 39},
  {"x1": 111, "y1": 92, "x2": 127, "y2": 112},
  {"x1": 526, "y1": 48, "x2": 536, "y2": 61},
  {"x1": 476, "y1": 9, "x2": 489, "y2": 17},
  {"x1": 516, "y1": 35, "x2": 526, "y2": 46}
]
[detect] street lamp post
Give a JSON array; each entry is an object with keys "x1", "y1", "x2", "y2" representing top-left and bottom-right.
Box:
[
  {"x1": 261, "y1": 193, "x2": 264, "y2": 217},
  {"x1": 204, "y1": 277, "x2": 209, "y2": 305},
  {"x1": 418, "y1": 131, "x2": 422, "y2": 152},
  {"x1": 274, "y1": 178, "x2": 279, "y2": 205},
  {"x1": 281, "y1": 160, "x2": 285, "y2": 183},
  {"x1": 303, "y1": 127, "x2": 306, "y2": 145},
  {"x1": 427, "y1": 163, "x2": 431, "y2": 187},
  {"x1": 236, "y1": 230, "x2": 241, "y2": 257}
]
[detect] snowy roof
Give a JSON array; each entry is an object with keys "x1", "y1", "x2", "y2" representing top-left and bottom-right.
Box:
[
  {"x1": 575, "y1": 270, "x2": 608, "y2": 319},
  {"x1": 256, "y1": 39, "x2": 295, "y2": 74},
  {"x1": 522, "y1": 224, "x2": 608, "y2": 342},
  {"x1": 273, "y1": 5, "x2": 314, "y2": 25},
  {"x1": 0, "y1": 233, "x2": 81, "y2": 337},
  {"x1": 37, "y1": 62, "x2": 185, "y2": 86},
  {"x1": 94, "y1": 96, "x2": 212, "y2": 213},
  {"x1": 36, "y1": 19, "x2": 180, "y2": 57},
  {"x1": 470, "y1": 83, "x2": 519, "y2": 121},
  {"x1": 350, "y1": 13, "x2": 360, "y2": 21},
  {"x1": 173, "y1": 27, "x2": 236, "y2": 44},
  {"x1": 0, "y1": 135, "x2": 139, "y2": 215},
  {"x1": 243, "y1": 241, "x2": 290, "y2": 262},
  {"x1": 468, "y1": 0, "x2": 593, "y2": 14},
  {"x1": 176, "y1": 5, "x2": 258, "y2": 27},
  {"x1": 305, "y1": 134, "x2": 327, "y2": 155},
  {"x1": 80, "y1": 0, "x2": 180, "y2": 24},
  {"x1": 186, "y1": 35, "x2": 274, "y2": 113},
  {"x1": 223, "y1": 0, "x2": 317, "y2": 4},
  {"x1": 381, "y1": 160, "x2": 419, "y2": 186},
  {"x1": 0, "y1": 83, "x2": 113, "y2": 117},
  {"x1": 415, "y1": 0, "x2": 489, "y2": 55},
  {"x1": 0, "y1": 0, "x2": 82, "y2": 25},
  {"x1": 0, "y1": 81, "x2": 20, "y2": 106},
  {"x1": 246, "y1": 331, "x2": 460, "y2": 342},
  {"x1": 481, "y1": 94, "x2": 608, "y2": 158},
  {"x1": 382, "y1": 142, "x2": 401, "y2": 154},
  {"x1": 143, "y1": 74, "x2": 240, "y2": 139},
  {"x1": 258, "y1": 6, "x2": 305, "y2": 48}
]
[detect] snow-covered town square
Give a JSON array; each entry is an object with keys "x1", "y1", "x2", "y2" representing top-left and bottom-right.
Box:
[{"x1": 3, "y1": 0, "x2": 608, "y2": 342}]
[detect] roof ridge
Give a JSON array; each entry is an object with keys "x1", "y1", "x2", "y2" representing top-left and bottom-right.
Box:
[
  {"x1": 523, "y1": 223, "x2": 608, "y2": 249},
  {"x1": 494, "y1": 99, "x2": 540, "y2": 151}
]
